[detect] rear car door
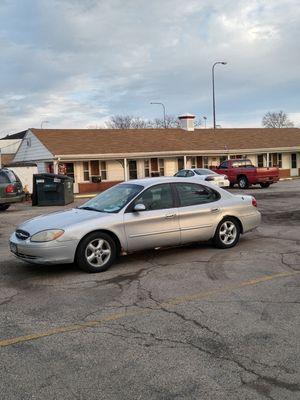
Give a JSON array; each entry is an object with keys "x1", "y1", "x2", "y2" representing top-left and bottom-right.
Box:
[
  {"x1": 124, "y1": 183, "x2": 180, "y2": 251},
  {"x1": 173, "y1": 182, "x2": 222, "y2": 244}
]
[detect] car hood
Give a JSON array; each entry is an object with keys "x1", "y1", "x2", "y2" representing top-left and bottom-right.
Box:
[{"x1": 18, "y1": 208, "x2": 110, "y2": 235}]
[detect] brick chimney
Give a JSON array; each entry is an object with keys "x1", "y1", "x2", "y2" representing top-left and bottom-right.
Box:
[{"x1": 178, "y1": 113, "x2": 195, "y2": 131}]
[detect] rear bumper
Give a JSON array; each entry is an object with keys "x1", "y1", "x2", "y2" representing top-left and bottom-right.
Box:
[
  {"x1": 240, "y1": 211, "x2": 261, "y2": 233},
  {"x1": 0, "y1": 194, "x2": 25, "y2": 204},
  {"x1": 9, "y1": 232, "x2": 77, "y2": 265},
  {"x1": 256, "y1": 177, "x2": 279, "y2": 184}
]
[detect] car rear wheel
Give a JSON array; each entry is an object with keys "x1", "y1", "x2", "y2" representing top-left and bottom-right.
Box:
[
  {"x1": 0, "y1": 204, "x2": 10, "y2": 211},
  {"x1": 238, "y1": 176, "x2": 249, "y2": 189},
  {"x1": 260, "y1": 182, "x2": 270, "y2": 188},
  {"x1": 76, "y1": 232, "x2": 117, "y2": 273},
  {"x1": 213, "y1": 218, "x2": 240, "y2": 249}
]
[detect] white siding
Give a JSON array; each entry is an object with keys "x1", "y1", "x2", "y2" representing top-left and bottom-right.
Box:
[
  {"x1": 282, "y1": 153, "x2": 290, "y2": 169},
  {"x1": 107, "y1": 160, "x2": 124, "y2": 181},
  {"x1": 164, "y1": 158, "x2": 177, "y2": 176},
  {"x1": 9, "y1": 166, "x2": 38, "y2": 193},
  {"x1": 0, "y1": 139, "x2": 21, "y2": 154},
  {"x1": 13, "y1": 130, "x2": 53, "y2": 163}
]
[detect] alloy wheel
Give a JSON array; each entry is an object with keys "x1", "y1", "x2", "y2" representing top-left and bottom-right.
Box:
[
  {"x1": 219, "y1": 221, "x2": 237, "y2": 245},
  {"x1": 85, "y1": 238, "x2": 111, "y2": 267}
]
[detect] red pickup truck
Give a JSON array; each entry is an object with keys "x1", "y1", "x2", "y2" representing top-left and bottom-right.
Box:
[{"x1": 213, "y1": 159, "x2": 279, "y2": 189}]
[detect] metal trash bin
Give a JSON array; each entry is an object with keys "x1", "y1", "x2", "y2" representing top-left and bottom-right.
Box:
[{"x1": 32, "y1": 173, "x2": 74, "y2": 206}]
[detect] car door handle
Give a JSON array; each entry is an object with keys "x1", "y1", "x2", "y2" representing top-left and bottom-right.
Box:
[
  {"x1": 165, "y1": 213, "x2": 176, "y2": 219},
  {"x1": 210, "y1": 208, "x2": 221, "y2": 213}
]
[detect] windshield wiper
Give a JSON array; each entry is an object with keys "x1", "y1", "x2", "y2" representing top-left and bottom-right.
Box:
[{"x1": 79, "y1": 206, "x2": 102, "y2": 212}]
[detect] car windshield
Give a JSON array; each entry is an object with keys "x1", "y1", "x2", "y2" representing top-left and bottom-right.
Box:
[
  {"x1": 79, "y1": 183, "x2": 144, "y2": 213},
  {"x1": 194, "y1": 169, "x2": 217, "y2": 176}
]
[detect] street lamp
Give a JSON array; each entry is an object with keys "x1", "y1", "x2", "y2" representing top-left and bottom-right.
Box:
[
  {"x1": 212, "y1": 61, "x2": 227, "y2": 129},
  {"x1": 203, "y1": 116, "x2": 207, "y2": 128},
  {"x1": 41, "y1": 120, "x2": 49, "y2": 129},
  {"x1": 150, "y1": 102, "x2": 166, "y2": 128}
]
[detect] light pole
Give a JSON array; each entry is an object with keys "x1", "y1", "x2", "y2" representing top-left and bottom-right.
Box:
[
  {"x1": 150, "y1": 102, "x2": 166, "y2": 128},
  {"x1": 41, "y1": 120, "x2": 49, "y2": 129},
  {"x1": 203, "y1": 116, "x2": 207, "y2": 128},
  {"x1": 212, "y1": 61, "x2": 227, "y2": 129}
]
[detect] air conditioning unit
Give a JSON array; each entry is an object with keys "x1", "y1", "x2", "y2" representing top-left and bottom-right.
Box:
[{"x1": 91, "y1": 176, "x2": 101, "y2": 183}]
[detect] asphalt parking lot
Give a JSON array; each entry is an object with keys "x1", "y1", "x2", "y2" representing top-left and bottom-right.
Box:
[{"x1": 0, "y1": 180, "x2": 300, "y2": 400}]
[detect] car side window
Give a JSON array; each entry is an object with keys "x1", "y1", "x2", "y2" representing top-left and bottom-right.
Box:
[
  {"x1": 175, "y1": 170, "x2": 187, "y2": 177},
  {"x1": 131, "y1": 183, "x2": 174, "y2": 211},
  {"x1": 175, "y1": 183, "x2": 220, "y2": 207},
  {"x1": 0, "y1": 172, "x2": 10, "y2": 183},
  {"x1": 219, "y1": 161, "x2": 228, "y2": 169},
  {"x1": 186, "y1": 170, "x2": 194, "y2": 177}
]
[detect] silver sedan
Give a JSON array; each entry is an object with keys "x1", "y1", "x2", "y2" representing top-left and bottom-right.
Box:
[
  {"x1": 9, "y1": 177, "x2": 261, "y2": 273},
  {"x1": 174, "y1": 168, "x2": 230, "y2": 187}
]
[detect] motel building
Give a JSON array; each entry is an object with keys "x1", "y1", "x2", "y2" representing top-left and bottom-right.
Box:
[{"x1": 12, "y1": 115, "x2": 300, "y2": 194}]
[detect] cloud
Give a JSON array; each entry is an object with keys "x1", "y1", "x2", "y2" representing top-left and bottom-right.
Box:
[{"x1": 0, "y1": 0, "x2": 299, "y2": 135}]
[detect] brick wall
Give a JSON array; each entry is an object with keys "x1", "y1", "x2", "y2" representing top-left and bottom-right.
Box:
[
  {"x1": 78, "y1": 181, "x2": 122, "y2": 193},
  {"x1": 279, "y1": 169, "x2": 291, "y2": 179}
]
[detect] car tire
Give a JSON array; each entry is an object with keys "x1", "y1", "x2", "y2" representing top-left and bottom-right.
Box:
[
  {"x1": 260, "y1": 182, "x2": 270, "y2": 188},
  {"x1": 238, "y1": 176, "x2": 249, "y2": 189},
  {"x1": 0, "y1": 204, "x2": 10, "y2": 211},
  {"x1": 229, "y1": 182, "x2": 235, "y2": 188},
  {"x1": 213, "y1": 217, "x2": 241, "y2": 249},
  {"x1": 76, "y1": 232, "x2": 117, "y2": 273}
]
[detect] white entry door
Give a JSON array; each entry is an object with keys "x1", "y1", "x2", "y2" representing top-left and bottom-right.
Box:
[{"x1": 291, "y1": 153, "x2": 298, "y2": 177}]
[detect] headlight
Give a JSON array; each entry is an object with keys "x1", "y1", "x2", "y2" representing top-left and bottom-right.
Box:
[{"x1": 30, "y1": 229, "x2": 64, "y2": 242}]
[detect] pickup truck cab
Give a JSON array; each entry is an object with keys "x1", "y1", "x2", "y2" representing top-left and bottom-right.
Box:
[
  {"x1": 213, "y1": 159, "x2": 279, "y2": 189},
  {"x1": 0, "y1": 168, "x2": 24, "y2": 211}
]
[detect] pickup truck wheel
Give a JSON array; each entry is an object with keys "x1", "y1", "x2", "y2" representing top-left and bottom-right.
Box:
[
  {"x1": 0, "y1": 204, "x2": 10, "y2": 211},
  {"x1": 213, "y1": 218, "x2": 240, "y2": 249},
  {"x1": 238, "y1": 176, "x2": 249, "y2": 189},
  {"x1": 260, "y1": 182, "x2": 270, "y2": 188},
  {"x1": 76, "y1": 232, "x2": 117, "y2": 273}
]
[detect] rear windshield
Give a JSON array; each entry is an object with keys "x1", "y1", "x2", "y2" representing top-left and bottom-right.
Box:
[{"x1": 194, "y1": 169, "x2": 217, "y2": 175}]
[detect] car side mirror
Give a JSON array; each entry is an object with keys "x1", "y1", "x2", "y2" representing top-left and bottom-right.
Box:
[{"x1": 133, "y1": 203, "x2": 146, "y2": 212}]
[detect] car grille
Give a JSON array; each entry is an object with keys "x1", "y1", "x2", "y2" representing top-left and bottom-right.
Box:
[{"x1": 15, "y1": 229, "x2": 30, "y2": 241}]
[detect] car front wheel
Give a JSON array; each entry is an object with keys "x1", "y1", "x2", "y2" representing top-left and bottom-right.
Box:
[
  {"x1": 76, "y1": 232, "x2": 117, "y2": 273},
  {"x1": 213, "y1": 218, "x2": 240, "y2": 249}
]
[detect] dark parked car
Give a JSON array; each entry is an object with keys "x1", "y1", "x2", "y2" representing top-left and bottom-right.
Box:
[{"x1": 0, "y1": 168, "x2": 24, "y2": 211}]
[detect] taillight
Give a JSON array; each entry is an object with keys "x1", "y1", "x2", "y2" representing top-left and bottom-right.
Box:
[
  {"x1": 252, "y1": 197, "x2": 257, "y2": 207},
  {"x1": 205, "y1": 176, "x2": 215, "y2": 181},
  {"x1": 6, "y1": 184, "x2": 15, "y2": 193}
]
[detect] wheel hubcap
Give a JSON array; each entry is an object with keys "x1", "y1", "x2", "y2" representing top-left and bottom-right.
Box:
[
  {"x1": 219, "y1": 221, "x2": 237, "y2": 245},
  {"x1": 85, "y1": 238, "x2": 111, "y2": 267},
  {"x1": 240, "y1": 179, "x2": 246, "y2": 188}
]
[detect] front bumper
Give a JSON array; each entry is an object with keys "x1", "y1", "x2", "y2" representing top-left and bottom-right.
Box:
[{"x1": 9, "y1": 232, "x2": 78, "y2": 265}]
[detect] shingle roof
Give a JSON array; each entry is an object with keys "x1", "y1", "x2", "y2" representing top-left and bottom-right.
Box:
[
  {"x1": 30, "y1": 128, "x2": 300, "y2": 156},
  {"x1": 0, "y1": 130, "x2": 27, "y2": 140}
]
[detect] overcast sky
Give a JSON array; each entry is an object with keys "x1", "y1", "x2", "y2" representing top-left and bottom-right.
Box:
[{"x1": 0, "y1": 0, "x2": 300, "y2": 136}]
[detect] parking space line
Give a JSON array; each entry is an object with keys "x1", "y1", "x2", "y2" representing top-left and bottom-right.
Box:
[{"x1": 0, "y1": 270, "x2": 298, "y2": 348}]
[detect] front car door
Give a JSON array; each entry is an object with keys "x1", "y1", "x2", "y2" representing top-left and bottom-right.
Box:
[
  {"x1": 124, "y1": 183, "x2": 180, "y2": 251},
  {"x1": 173, "y1": 182, "x2": 222, "y2": 244}
]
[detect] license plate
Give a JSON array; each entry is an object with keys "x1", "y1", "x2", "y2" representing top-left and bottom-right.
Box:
[{"x1": 10, "y1": 242, "x2": 18, "y2": 254}]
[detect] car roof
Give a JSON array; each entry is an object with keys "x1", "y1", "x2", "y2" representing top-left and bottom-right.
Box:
[{"x1": 119, "y1": 176, "x2": 230, "y2": 194}]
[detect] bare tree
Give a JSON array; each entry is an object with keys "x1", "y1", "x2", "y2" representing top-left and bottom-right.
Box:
[
  {"x1": 150, "y1": 114, "x2": 181, "y2": 129},
  {"x1": 107, "y1": 115, "x2": 134, "y2": 129},
  {"x1": 107, "y1": 115, "x2": 150, "y2": 129},
  {"x1": 262, "y1": 111, "x2": 294, "y2": 128}
]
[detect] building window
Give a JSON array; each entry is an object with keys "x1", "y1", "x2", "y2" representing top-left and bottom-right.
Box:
[
  {"x1": 269, "y1": 153, "x2": 282, "y2": 168},
  {"x1": 257, "y1": 154, "x2": 265, "y2": 168},
  {"x1": 219, "y1": 156, "x2": 227, "y2": 164},
  {"x1": 203, "y1": 157, "x2": 209, "y2": 169},
  {"x1": 190, "y1": 157, "x2": 196, "y2": 169},
  {"x1": 178, "y1": 157, "x2": 184, "y2": 171},
  {"x1": 83, "y1": 161, "x2": 90, "y2": 181},
  {"x1": 144, "y1": 159, "x2": 150, "y2": 177},
  {"x1": 230, "y1": 155, "x2": 243, "y2": 159},
  {"x1": 100, "y1": 161, "x2": 107, "y2": 180},
  {"x1": 90, "y1": 160, "x2": 100, "y2": 176},
  {"x1": 196, "y1": 156, "x2": 203, "y2": 168},
  {"x1": 65, "y1": 163, "x2": 75, "y2": 181},
  {"x1": 159, "y1": 159, "x2": 164, "y2": 176},
  {"x1": 291, "y1": 153, "x2": 297, "y2": 169},
  {"x1": 128, "y1": 160, "x2": 137, "y2": 180}
]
